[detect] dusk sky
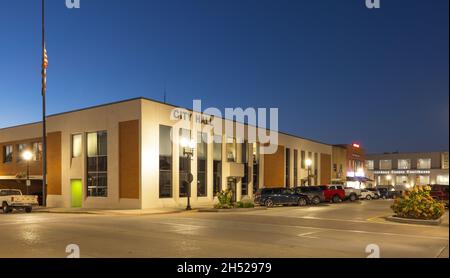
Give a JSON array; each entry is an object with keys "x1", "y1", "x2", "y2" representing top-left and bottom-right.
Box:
[{"x1": 0, "y1": 0, "x2": 448, "y2": 153}]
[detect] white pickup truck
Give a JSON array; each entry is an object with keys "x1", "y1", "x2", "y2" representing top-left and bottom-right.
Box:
[
  {"x1": 344, "y1": 187, "x2": 362, "y2": 202},
  {"x1": 0, "y1": 189, "x2": 39, "y2": 213}
]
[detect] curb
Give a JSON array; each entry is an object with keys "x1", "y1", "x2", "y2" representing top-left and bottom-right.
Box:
[
  {"x1": 33, "y1": 209, "x2": 188, "y2": 216},
  {"x1": 386, "y1": 215, "x2": 444, "y2": 226},
  {"x1": 198, "y1": 207, "x2": 267, "y2": 213}
]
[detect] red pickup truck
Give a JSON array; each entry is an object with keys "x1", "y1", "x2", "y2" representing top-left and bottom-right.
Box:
[{"x1": 317, "y1": 185, "x2": 346, "y2": 203}]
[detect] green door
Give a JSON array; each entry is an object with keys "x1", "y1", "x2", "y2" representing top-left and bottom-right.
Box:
[{"x1": 71, "y1": 180, "x2": 83, "y2": 208}]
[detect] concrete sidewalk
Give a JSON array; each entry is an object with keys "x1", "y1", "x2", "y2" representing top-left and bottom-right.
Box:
[{"x1": 33, "y1": 206, "x2": 204, "y2": 216}]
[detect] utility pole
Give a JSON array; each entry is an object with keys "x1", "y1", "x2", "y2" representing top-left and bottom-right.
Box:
[{"x1": 41, "y1": 0, "x2": 47, "y2": 206}]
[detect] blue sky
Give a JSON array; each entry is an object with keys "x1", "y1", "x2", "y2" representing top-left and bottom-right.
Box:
[{"x1": 0, "y1": 0, "x2": 448, "y2": 153}]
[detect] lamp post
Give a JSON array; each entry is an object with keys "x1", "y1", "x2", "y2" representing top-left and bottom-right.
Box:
[
  {"x1": 180, "y1": 137, "x2": 196, "y2": 211},
  {"x1": 22, "y1": 150, "x2": 33, "y2": 195},
  {"x1": 305, "y1": 159, "x2": 312, "y2": 186}
]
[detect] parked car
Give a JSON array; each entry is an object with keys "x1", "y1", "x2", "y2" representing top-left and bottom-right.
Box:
[
  {"x1": 254, "y1": 188, "x2": 309, "y2": 207},
  {"x1": 366, "y1": 188, "x2": 380, "y2": 199},
  {"x1": 343, "y1": 187, "x2": 361, "y2": 202},
  {"x1": 293, "y1": 186, "x2": 325, "y2": 205},
  {"x1": 317, "y1": 185, "x2": 345, "y2": 203},
  {"x1": 0, "y1": 189, "x2": 39, "y2": 213},
  {"x1": 360, "y1": 189, "x2": 377, "y2": 200},
  {"x1": 430, "y1": 184, "x2": 449, "y2": 207},
  {"x1": 377, "y1": 187, "x2": 401, "y2": 199}
]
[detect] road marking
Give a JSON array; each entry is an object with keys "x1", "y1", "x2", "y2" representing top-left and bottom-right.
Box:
[
  {"x1": 297, "y1": 232, "x2": 319, "y2": 239},
  {"x1": 178, "y1": 217, "x2": 449, "y2": 241}
]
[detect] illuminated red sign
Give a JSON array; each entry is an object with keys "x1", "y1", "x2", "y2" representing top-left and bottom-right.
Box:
[{"x1": 352, "y1": 143, "x2": 360, "y2": 148}]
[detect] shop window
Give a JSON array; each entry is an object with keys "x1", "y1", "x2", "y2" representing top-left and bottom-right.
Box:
[
  {"x1": 87, "y1": 131, "x2": 108, "y2": 197},
  {"x1": 294, "y1": 150, "x2": 298, "y2": 186},
  {"x1": 300, "y1": 150, "x2": 306, "y2": 169},
  {"x1": 2, "y1": 145, "x2": 13, "y2": 163},
  {"x1": 437, "y1": 175, "x2": 449, "y2": 185},
  {"x1": 379, "y1": 160, "x2": 392, "y2": 170},
  {"x1": 417, "y1": 158, "x2": 431, "y2": 169},
  {"x1": 396, "y1": 176, "x2": 408, "y2": 185},
  {"x1": 417, "y1": 175, "x2": 430, "y2": 185},
  {"x1": 398, "y1": 159, "x2": 411, "y2": 170},
  {"x1": 159, "y1": 125, "x2": 173, "y2": 198}
]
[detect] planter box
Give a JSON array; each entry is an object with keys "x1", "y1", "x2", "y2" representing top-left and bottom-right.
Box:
[
  {"x1": 198, "y1": 207, "x2": 267, "y2": 213},
  {"x1": 386, "y1": 215, "x2": 444, "y2": 226}
]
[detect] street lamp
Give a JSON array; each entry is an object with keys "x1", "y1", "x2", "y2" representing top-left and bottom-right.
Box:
[
  {"x1": 22, "y1": 150, "x2": 33, "y2": 195},
  {"x1": 180, "y1": 137, "x2": 196, "y2": 211},
  {"x1": 305, "y1": 159, "x2": 312, "y2": 186}
]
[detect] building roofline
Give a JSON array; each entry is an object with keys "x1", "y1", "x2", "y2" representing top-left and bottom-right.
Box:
[
  {"x1": 0, "y1": 96, "x2": 332, "y2": 146},
  {"x1": 367, "y1": 150, "x2": 449, "y2": 156}
]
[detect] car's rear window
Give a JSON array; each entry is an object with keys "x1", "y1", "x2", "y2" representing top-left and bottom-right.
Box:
[{"x1": 0, "y1": 190, "x2": 22, "y2": 196}]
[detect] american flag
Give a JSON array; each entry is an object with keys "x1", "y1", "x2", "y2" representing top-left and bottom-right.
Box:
[{"x1": 42, "y1": 45, "x2": 48, "y2": 92}]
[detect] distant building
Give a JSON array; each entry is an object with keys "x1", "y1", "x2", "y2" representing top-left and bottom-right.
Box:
[
  {"x1": 332, "y1": 143, "x2": 369, "y2": 188},
  {"x1": 366, "y1": 151, "x2": 449, "y2": 190}
]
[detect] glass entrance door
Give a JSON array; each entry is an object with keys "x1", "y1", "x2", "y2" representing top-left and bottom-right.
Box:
[{"x1": 227, "y1": 178, "x2": 237, "y2": 203}]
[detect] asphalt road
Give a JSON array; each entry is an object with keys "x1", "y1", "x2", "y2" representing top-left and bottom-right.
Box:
[{"x1": 0, "y1": 200, "x2": 448, "y2": 258}]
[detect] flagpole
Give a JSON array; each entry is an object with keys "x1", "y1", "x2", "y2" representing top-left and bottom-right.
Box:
[{"x1": 41, "y1": 0, "x2": 47, "y2": 207}]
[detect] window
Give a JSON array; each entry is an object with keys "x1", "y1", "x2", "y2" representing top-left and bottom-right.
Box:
[
  {"x1": 159, "y1": 126, "x2": 172, "y2": 198},
  {"x1": 241, "y1": 141, "x2": 249, "y2": 196},
  {"x1": 294, "y1": 150, "x2": 298, "y2": 186},
  {"x1": 437, "y1": 175, "x2": 449, "y2": 185},
  {"x1": 365, "y1": 160, "x2": 374, "y2": 170},
  {"x1": 197, "y1": 132, "x2": 207, "y2": 197},
  {"x1": 213, "y1": 135, "x2": 222, "y2": 195},
  {"x1": 16, "y1": 144, "x2": 26, "y2": 163},
  {"x1": 417, "y1": 158, "x2": 431, "y2": 169},
  {"x1": 300, "y1": 151, "x2": 306, "y2": 169},
  {"x1": 252, "y1": 143, "x2": 260, "y2": 194},
  {"x1": 333, "y1": 163, "x2": 337, "y2": 172},
  {"x1": 72, "y1": 134, "x2": 82, "y2": 158},
  {"x1": 179, "y1": 129, "x2": 191, "y2": 197},
  {"x1": 226, "y1": 137, "x2": 236, "y2": 162},
  {"x1": 285, "y1": 148, "x2": 291, "y2": 187},
  {"x1": 32, "y1": 142, "x2": 42, "y2": 161},
  {"x1": 379, "y1": 160, "x2": 392, "y2": 170},
  {"x1": 87, "y1": 131, "x2": 108, "y2": 197},
  {"x1": 398, "y1": 159, "x2": 411, "y2": 170},
  {"x1": 314, "y1": 153, "x2": 318, "y2": 184},
  {"x1": 396, "y1": 176, "x2": 408, "y2": 185},
  {"x1": 417, "y1": 175, "x2": 430, "y2": 185},
  {"x1": 2, "y1": 145, "x2": 13, "y2": 163}
]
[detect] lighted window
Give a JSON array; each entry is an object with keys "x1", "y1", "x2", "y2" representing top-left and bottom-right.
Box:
[
  {"x1": 159, "y1": 125, "x2": 173, "y2": 198},
  {"x1": 32, "y1": 142, "x2": 42, "y2": 161},
  {"x1": 417, "y1": 158, "x2": 431, "y2": 169},
  {"x1": 197, "y1": 132, "x2": 207, "y2": 197},
  {"x1": 226, "y1": 137, "x2": 236, "y2": 162},
  {"x1": 241, "y1": 141, "x2": 249, "y2": 196},
  {"x1": 365, "y1": 160, "x2": 374, "y2": 170},
  {"x1": 213, "y1": 135, "x2": 222, "y2": 195},
  {"x1": 437, "y1": 175, "x2": 449, "y2": 185},
  {"x1": 2, "y1": 145, "x2": 13, "y2": 163},
  {"x1": 16, "y1": 144, "x2": 26, "y2": 163},
  {"x1": 87, "y1": 131, "x2": 108, "y2": 197},
  {"x1": 179, "y1": 129, "x2": 191, "y2": 198},
  {"x1": 379, "y1": 160, "x2": 392, "y2": 170},
  {"x1": 398, "y1": 159, "x2": 411, "y2": 170},
  {"x1": 252, "y1": 143, "x2": 260, "y2": 194},
  {"x1": 417, "y1": 175, "x2": 430, "y2": 185},
  {"x1": 396, "y1": 176, "x2": 408, "y2": 185},
  {"x1": 72, "y1": 134, "x2": 82, "y2": 158}
]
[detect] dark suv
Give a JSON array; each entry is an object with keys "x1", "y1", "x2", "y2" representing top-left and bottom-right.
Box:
[
  {"x1": 254, "y1": 188, "x2": 309, "y2": 207},
  {"x1": 293, "y1": 186, "x2": 325, "y2": 205}
]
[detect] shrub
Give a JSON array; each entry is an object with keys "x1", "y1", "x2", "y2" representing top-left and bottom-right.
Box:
[
  {"x1": 236, "y1": 200, "x2": 255, "y2": 208},
  {"x1": 391, "y1": 186, "x2": 445, "y2": 220},
  {"x1": 214, "y1": 189, "x2": 233, "y2": 209}
]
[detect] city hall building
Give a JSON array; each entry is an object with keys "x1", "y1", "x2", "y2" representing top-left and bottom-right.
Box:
[
  {"x1": 0, "y1": 97, "x2": 333, "y2": 209},
  {"x1": 366, "y1": 151, "x2": 449, "y2": 190}
]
